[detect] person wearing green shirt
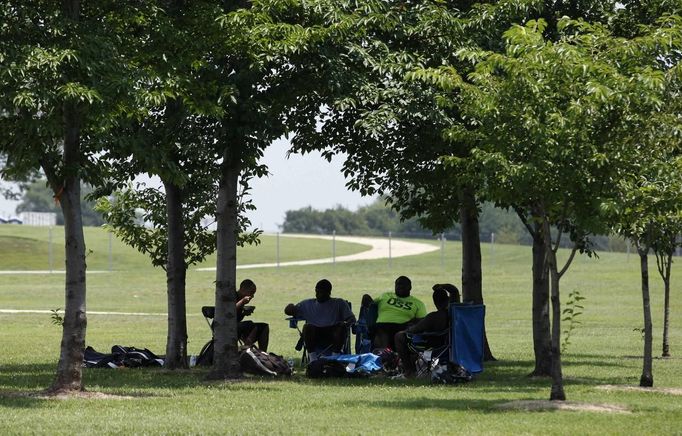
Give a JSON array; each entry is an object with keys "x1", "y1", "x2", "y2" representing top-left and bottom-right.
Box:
[{"x1": 362, "y1": 276, "x2": 427, "y2": 350}]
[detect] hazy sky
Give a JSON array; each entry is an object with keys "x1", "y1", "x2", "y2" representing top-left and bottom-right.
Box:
[
  {"x1": 0, "y1": 138, "x2": 374, "y2": 230},
  {"x1": 246, "y1": 138, "x2": 374, "y2": 232}
]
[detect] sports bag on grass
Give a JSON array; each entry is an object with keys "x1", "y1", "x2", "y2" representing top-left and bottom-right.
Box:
[{"x1": 239, "y1": 346, "x2": 292, "y2": 377}]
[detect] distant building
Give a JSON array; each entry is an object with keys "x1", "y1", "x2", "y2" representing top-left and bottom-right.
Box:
[
  {"x1": 0, "y1": 215, "x2": 23, "y2": 224},
  {"x1": 19, "y1": 212, "x2": 56, "y2": 226}
]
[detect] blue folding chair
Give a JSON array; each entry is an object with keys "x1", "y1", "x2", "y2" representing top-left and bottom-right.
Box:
[
  {"x1": 354, "y1": 302, "x2": 378, "y2": 354},
  {"x1": 286, "y1": 301, "x2": 353, "y2": 368},
  {"x1": 449, "y1": 303, "x2": 486, "y2": 374}
]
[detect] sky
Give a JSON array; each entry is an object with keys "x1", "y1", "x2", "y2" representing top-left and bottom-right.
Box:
[
  {"x1": 0, "y1": 138, "x2": 375, "y2": 231},
  {"x1": 245, "y1": 138, "x2": 374, "y2": 232}
]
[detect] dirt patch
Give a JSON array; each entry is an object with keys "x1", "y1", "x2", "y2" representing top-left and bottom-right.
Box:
[
  {"x1": 497, "y1": 400, "x2": 630, "y2": 414},
  {"x1": 3, "y1": 390, "x2": 137, "y2": 400},
  {"x1": 597, "y1": 385, "x2": 682, "y2": 395}
]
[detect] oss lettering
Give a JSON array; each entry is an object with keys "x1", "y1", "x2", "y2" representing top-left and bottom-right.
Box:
[{"x1": 387, "y1": 298, "x2": 413, "y2": 311}]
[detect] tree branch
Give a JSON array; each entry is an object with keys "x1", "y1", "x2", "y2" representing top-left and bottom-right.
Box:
[{"x1": 558, "y1": 243, "x2": 579, "y2": 279}]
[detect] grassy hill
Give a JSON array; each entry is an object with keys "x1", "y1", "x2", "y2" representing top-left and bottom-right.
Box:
[{"x1": 0, "y1": 229, "x2": 680, "y2": 434}]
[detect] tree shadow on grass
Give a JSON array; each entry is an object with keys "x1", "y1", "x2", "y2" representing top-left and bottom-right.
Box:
[
  {"x1": 352, "y1": 396, "x2": 504, "y2": 413},
  {"x1": 0, "y1": 363, "x2": 282, "y2": 407}
]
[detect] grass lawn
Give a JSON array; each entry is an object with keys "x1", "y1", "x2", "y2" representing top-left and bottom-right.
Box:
[{"x1": 1, "y1": 226, "x2": 681, "y2": 434}]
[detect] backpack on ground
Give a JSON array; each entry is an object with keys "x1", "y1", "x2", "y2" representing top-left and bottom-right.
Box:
[
  {"x1": 83, "y1": 345, "x2": 163, "y2": 368},
  {"x1": 431, "y1": 362, "x2": 473, "y2": 384},
  {"x1": 239, "y1": 346, "x2": 291, "y2": 377},
  {"x1": 306, "y1": 358, "x2": 349, "y2": 378}
]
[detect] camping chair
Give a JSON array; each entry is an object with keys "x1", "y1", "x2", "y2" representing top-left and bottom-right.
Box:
[
  {"x1": 197, "y1": 305, "x2": 249, "y2": 366},
  {"x1": 449, "y1": 303, "x2": 486, "y2": 374},
  {"x1": 406, "y1": 329, "x2": 450, "y2": 377},
  {"x1": 286, "y1": 301, "x2": 353, "y2": 368},
  {"x1": 354, "y1": 301, "x2": 378, "y2": 354}
]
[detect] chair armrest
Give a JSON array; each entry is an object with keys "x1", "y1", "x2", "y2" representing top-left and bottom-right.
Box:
[{"x1": 286, "y1": 317, "x2": 304, "y2": 329}]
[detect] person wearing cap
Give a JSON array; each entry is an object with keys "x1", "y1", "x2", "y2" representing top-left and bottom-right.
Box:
[
  {"x1": 362, "y1": 276, "x2": 427, "y2": 350},
  {"x1": 284, "y1": 279, "x2": 356, "y2": 361}
]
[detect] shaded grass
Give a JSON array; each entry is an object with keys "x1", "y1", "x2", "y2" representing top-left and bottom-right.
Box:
[{"x1": 0, "y1": 232, "x2": 681, "y2": 434}]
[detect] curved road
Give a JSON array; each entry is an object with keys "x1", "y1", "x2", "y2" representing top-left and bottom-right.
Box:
[{"x1": 195, "y1": 233, "x2": 439, "y2": 271}]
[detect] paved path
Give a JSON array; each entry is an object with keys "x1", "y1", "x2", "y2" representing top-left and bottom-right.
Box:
[{"x1": 195, "y1": 233, "x2": 438, "y2": 271}]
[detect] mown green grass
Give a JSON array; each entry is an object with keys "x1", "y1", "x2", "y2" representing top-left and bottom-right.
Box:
[{"x1": 1, "y1": 227, "x2": 681, "y2": 435}]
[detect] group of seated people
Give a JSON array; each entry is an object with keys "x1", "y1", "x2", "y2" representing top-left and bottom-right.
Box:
[{"x1": 232, "y1": 276, "x2": 460, "y2": 378}]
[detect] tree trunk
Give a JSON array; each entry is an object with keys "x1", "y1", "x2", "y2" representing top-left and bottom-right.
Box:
[
  {"x1": 637, "y1": 241, "x2": 654, "y2": 387},
  {"x1": 207, "y1": 157, "x2": 242, "y2": 379},
  {"x1": 47, "y1": 97, "x2": 86, "y2": 393},
  {"x1": 662, "y1": 266, "x2": 671, "y2": 358},
  {"x1": 163, "y1": 181, "x2": 188, "y2": 369},
  {"x1": 530, "y1": 225, "x2": 552, "y2": 377},
  {"x1": 657, "y1": 250, "x2": 672, "y2": 358},
  {"x1": 543, "y1": 218, "x2": 565, "y2": 401},
  {"x1": 459, "y1": 187, "x2": 495, "y2": 361}
]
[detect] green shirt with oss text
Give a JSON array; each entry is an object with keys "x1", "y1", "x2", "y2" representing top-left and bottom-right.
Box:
[{"x1": 374, "y1": 292, "x2": 427, "y2": 324}]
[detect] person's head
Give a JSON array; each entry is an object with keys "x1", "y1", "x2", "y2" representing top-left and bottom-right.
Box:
[
  {"x1": 394, "y1": 276, "x2": 412, "y2": 298},
  {"x1": 432, "y1": 288, "x2": 449, "y2": 311},
  {"x1": 315, "y1": 279, "x2": 332, "y2": 303},
  {"x1": 239, "y1": 279, "x2": 257, "y2": 298},
  {"x1": 432, "y1": 283, "x2": 460, "y2": 303}
]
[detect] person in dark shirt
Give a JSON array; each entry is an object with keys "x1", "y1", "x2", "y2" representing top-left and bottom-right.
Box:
[
  {"x1": 236, "y1": 279, "x2": 270, "y2": 351},
  {"x1": 284, "y1": 279, "x2": 356, "y2": 361},
  {"x1": 394, "y1": 284, "x2": 460, "y2": 377}
]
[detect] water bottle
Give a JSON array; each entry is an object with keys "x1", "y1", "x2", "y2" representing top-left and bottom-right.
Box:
[{"x1": 287, "y1": 357, "x2": 294, "y2": 370}]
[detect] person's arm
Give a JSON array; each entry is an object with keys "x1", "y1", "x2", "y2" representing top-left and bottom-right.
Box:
[
  {"x1": 341, "y1": 300, "x2": 356, "y2": 325},
  {"x1": 236, "y1": 295, "x2": 252, "y2": 309},
  {"x1": 284, "y1": 303, "x2": 297, "y2": 317}
]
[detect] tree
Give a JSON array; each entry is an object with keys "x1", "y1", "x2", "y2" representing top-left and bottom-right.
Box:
[
  {"x1": 207, "y1": 0, "x2": 318, "y2": 379},
  {"x1": 94, "y1": 0, "x2": 230, "y2": 370},
  {"x1": 442, "y1": 17, "x2": 681, "y2": 398},
  {"x1": 288, "y1": 1, "x2": 571, "y2": 362},
  {"x1": 0, "y1": 1, "x2": 139, "y2": 393}
]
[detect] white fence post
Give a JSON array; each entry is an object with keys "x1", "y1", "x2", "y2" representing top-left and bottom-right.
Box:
[
  {"x1": 388, "y1": 231, "x2": 392, "y2": 269},
  {"x1": 108, "y1": 232, "x2": 113, "y2": 272},
  {"x1": 440, "y1": 233, "x2": 445, "y2": 268},
  {"x1": 332, "y1": 230, "x2": 336, "y2": 266},
  {"x1": 490, "y1": 232, "x2": 495, "y2": 268},
  {"x1": 276, "y1": 232, "x2": 280, "y2": 269},
  {"x1": 48, "y1": 226, "x2": 53, "y2": 273}
]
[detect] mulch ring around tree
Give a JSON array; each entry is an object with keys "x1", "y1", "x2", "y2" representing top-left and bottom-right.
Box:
[
  {"x1": 496, "y1": 400, "x2": 631, "y2": 414},
  {"x1": 597, "y1": 385, "x2": 682, "y2": 395}
]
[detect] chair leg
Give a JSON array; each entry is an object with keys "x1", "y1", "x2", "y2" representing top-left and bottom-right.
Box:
[{"x1": 301, "y1": 347, "x2": 308, "y2": 368}]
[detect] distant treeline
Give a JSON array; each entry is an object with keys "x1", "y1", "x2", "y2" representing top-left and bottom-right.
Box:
[{"x1": 281, "y1": 199, "x2": 635, "y2": 253}]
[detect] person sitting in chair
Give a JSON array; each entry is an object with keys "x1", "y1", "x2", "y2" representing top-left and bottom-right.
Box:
[
  {"x1": 236, "y1": 279, "x2": 270, "y2": 351},
  {"x1": 362, "y1": 276, "x2": 427, "y2": 350},
  {"x1": 394, "y1": 284, "x2": 460, "y2": 378},
  {"x1": 284, "y1": 279, "x2": 356, "y2": 361}
]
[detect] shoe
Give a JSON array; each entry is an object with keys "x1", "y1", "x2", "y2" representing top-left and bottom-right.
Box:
[{"x1": 391, "y1": 373, "x2": 407, "y2": 380}]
